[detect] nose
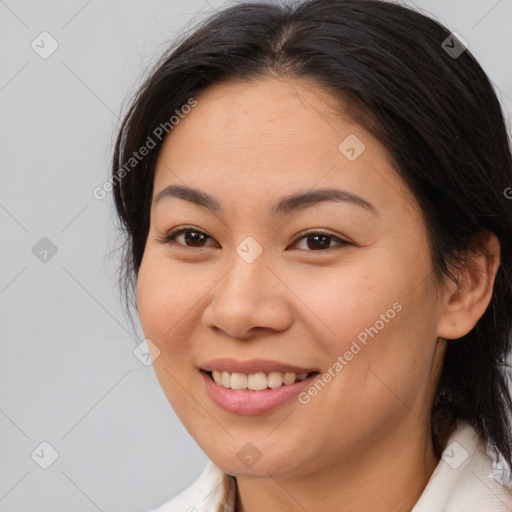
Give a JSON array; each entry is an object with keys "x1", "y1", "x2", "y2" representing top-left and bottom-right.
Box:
[{"x1": 201, "y1": 249, "x2": 294, "y2": 340}]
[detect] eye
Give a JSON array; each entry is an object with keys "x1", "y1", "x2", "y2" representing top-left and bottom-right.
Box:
[
  {"x1": 157, "y1": 227, "x2": 219, "y2": 248},
  {"x1": 290, "y1": 229, "x2": 350, "y2": 251},
  {"x1": 157, "y1": 227, "x2": 350, "y2": 251}
]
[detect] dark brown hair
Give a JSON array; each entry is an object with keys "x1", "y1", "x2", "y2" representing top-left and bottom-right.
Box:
[{"x1": 112, "y1": 0, "x2": 512, "y2": 470}]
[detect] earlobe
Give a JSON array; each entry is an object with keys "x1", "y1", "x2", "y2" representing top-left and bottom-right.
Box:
[{"x1": 436, "y1": 231, "x2": 500, "y2": 340}]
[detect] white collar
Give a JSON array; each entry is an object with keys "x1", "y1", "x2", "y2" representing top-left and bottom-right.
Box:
[
  {"x1": 412, "y1": 422, "x2": 511, "y2": 511},
  {"x1": 150, "y1": 422, "x2": 512, "y2": 511}
]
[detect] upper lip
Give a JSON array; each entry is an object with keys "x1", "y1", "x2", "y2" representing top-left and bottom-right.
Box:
[{"x1": 200, "y1": 358, "x2": 318, "y2": 374}]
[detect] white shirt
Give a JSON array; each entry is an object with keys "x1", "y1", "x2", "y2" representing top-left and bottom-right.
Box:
[{"x1": 149, "y1": 422, "x2": 512, "y2": 511}]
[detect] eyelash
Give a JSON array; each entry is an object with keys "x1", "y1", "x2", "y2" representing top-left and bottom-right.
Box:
[{"x1": 156, "y1": 226, "x2": 350, "y2": 252}]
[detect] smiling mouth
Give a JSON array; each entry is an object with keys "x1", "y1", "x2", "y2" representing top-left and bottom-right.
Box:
[{"x1": 203, "y1": 370, "x2": 319, "y2": 391}]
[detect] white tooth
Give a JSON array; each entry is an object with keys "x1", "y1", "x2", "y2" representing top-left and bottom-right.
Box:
[
  {"x1": 230, "y1": 372, "x2": 248, "y2": 390},
  {"x1": 221, "y1": 371, "x2": 231, "y2": 388},
  {"x1": 212, "y1": 370, "x2": 307, "y2": 390},
  {"x1": 267, "y1": 371, "x2": 283, "y2": 388},
  {"x1": 283, "y1": 372, "x2": 296, "y2": 385},
  {"x1": 212, "y1": 370, "x2": 223, "y2": 385},
  {"x1": 248, "y1": 372, "x2": 268, "y2": 391}
]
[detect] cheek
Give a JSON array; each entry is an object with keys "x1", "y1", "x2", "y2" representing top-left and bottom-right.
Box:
[
  {"x1": 136, "y1": 255, "x2": 203, "y2": 412},
  {"x1": 304, "y1": 268, "x2": 439, "y2": 427},
  {"x1": 283, "y1": 258, "x2": 404, "y2": 353},
  {"x1": 286, "y1": 246, "x2": 437, "y2": 393},
  {"x1": 136, "y1": 255, "x2": 197, "y2": 355}
]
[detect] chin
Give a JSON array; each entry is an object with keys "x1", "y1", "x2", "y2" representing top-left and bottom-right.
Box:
[{"x1": 205, "y1": 446, "x2": 304, "y2": 478}]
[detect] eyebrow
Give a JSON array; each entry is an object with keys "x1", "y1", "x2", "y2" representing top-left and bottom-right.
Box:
[{"x1": 153, "y1": 184, "x2": 377, "y2": 216}]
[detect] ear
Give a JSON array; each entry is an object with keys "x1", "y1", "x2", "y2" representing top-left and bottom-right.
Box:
[{"x1": 436, "y1": 230, "x2": 500, "y2": 340}]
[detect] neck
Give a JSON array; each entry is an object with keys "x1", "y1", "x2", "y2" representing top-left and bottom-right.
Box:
[{"x1": 235, "y1": 422, "x2": 439, "y2": 512}]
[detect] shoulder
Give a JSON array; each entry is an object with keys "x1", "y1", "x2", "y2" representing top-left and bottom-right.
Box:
[
  {"x1": 147, "y1": 459, "x2": 236, "y2": 512},
  {"x1": 413, "y1": 422, "x2": 512, "y2": 511}
]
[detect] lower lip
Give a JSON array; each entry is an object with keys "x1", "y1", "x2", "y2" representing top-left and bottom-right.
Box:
[{"x1": 200, "y1": 370, "x2": 318, "y2": 415}]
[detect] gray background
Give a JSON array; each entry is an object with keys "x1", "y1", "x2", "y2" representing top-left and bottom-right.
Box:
[{"x1": 1, "y1": 1, "x2": 511, "y2": 511}]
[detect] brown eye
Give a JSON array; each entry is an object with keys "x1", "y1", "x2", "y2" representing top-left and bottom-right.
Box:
[
  {"x1": 181, "y1": 230, "x2": 208, "y2": 247},
  {"x1": 291, "y1": 230, "x2": 349, "y2": 251},
  {"x1": 160, "y1": 228, "x2": 217, "y2": 248}
]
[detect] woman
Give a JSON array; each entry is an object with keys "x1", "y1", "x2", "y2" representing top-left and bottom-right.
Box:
[{"x1": 111, "y1": 0, "x2": 512, "y2": 510}]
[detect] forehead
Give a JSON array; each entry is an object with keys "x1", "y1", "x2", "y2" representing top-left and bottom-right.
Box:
[{"x1": 152, "y1": 77, "x2": 416, "y2": 217}]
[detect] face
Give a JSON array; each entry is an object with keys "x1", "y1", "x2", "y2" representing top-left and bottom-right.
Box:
[{"x1": 137, "y1": 77, "x2": 447, "y2": 478}]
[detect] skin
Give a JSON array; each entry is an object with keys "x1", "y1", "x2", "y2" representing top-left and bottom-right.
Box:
[{"x1": 136, "y1": 76, "x2": 500, "y2": 512}]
